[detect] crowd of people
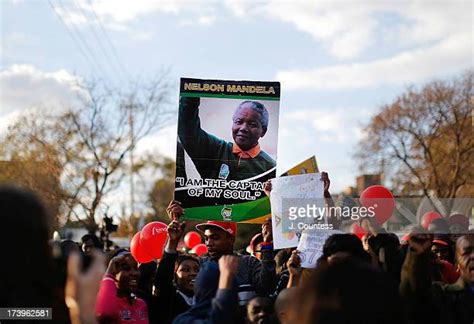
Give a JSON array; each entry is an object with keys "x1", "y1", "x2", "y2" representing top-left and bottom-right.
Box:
[{"x1": 1, "y1": 179, "x2": 473, "y2": 324}]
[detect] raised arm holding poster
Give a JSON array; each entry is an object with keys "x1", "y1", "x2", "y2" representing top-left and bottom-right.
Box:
[
  {"x1": 241, "y1": 155, "x2": 321, "y2": 224},
  {"x1": 270, "y1": 173, "x2": 327, "y2": 249},
  {"x1": 175, "y1": 78, "x2": 280, "y2": 223},
  {"x1": 280, "y1": 155, "x2": 319, "y2": 176}
]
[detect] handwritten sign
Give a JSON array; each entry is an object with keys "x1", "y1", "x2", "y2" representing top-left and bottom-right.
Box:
[
  {"x1": 297, "y1": 229, "x2": 344, "y2": 268},
  {"x1": 270, "y1": 173, "x2": 324, "y2": 249}
]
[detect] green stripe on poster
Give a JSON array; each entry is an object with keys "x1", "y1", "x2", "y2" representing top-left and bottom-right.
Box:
[
  {"x1": 183, "y1": 196, "x2": 271, "y2": 222},
  {"x1": 181, "y1": 92, "x2": 280, "y2": 101}
]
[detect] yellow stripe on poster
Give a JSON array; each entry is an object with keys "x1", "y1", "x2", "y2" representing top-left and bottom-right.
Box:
[
  {"x1": 281, "y1": 156, "x2": 319, "y2": 176},
  {"x1": 244, "y1": 156, "x2": 319, "y2": 224},
  {"x1": 241, "y1": 214, "x2": 270, "y2": 224}
]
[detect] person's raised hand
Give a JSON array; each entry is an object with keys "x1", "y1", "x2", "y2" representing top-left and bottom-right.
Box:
[
  {"x1": 286, "y1": 250, "x2": 302, "y2": 277},
  {"x1": 167, "y1": 220, "x2": 185, "y2": 243},
  {"x1": 65, "y1": 251, "x2": 106, "y2": 324},
  {"x1": 106, "y1": 254, "x2": 127, "y2": 277},
  {"x1": 362, "y1": 233, "x2": 373, "y2": 252},
  {"x1": 264, "y1": 180, "x2": 272, "y2": 197},
  {"x1": 361, "y1": 218, "x2": 381, "y2": 237},
  {"x1": 320, "y1": 172, "x2": 330, "y2": 194},
  {"x1": 166, "y1": 200, "x2": 184, "y2": 221},
  {"x1": 262, "y1": 218, "x2": 273, "y2": 243},
  {"x1": 219, "y1": 255, "x2": 240, "y2": 276},
  {"x1": 181, "y1": 96, "x2": 200, "y2": 107},
  {"x1": 218, "y1": 255, "x2": 239, "y2": 290},
  {"x1": 408, "y1": 227, "x2": 433, "y2": 255}
]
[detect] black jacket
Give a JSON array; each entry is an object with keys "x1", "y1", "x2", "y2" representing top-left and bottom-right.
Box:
[
  {"x1": 400, "y1": 249, "x2": 474, "y2": 324},
  {"x1": 152, "y1": 252, "x2": 194, "y2": 324}
]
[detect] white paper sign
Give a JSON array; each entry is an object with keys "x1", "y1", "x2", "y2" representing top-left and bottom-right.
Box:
[
  {"x1": 270, "y1": 173, "x2": 324, "y2": 249},
  {"x1": 297, "y1": 229, "x2": 344, "y2": 268}
]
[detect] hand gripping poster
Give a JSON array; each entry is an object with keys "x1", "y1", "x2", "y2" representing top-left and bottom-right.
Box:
[{"x1": 175, "y1": 78, "x2": 280, "y2": 223}]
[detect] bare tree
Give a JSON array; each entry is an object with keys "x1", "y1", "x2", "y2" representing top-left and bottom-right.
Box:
[
  {"x1": 0, "y1": 76, "x2": 174, "y2": 232},
  {"x1": 0, "y1": 145, "x2": 63, "y2": 230},
  {"x1": 356, "y1": 71, "x2": 473, "y2": 214},
  {"x1": 148, "y1": 156, "x2": 175, "y2": 223}
]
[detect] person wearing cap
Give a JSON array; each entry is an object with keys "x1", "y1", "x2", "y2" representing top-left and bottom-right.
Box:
[
  {"x1": 400, "y1": 232, "x2": 474, "y2": 324},
  {"x1": 431, "y1": 235, "x2": 455, "y2": 265},
  {"x1": 249, "y1": 233, "x2": 264, "y2": 261},
  {"x1": 166, "y1": 201, "x2": 277, "y2": 307},
  {"x1": 430, "y1": 235, "x2": 459, "y2": 284},
  {"x1": 177, "y1": 96, "x2": 276, "y2": 183},
  {"x1": 195, "y1": 218, "x2": 277, "y2": 304}
]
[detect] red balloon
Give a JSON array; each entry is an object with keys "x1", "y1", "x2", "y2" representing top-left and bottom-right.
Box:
[
  {"x1": 190, "y1": 243, "x2": 208, "y2": 256},
  {"x1": 421, "y1": 211, "x2": 442, "y2": 229},
  {"x1": 351, "y1": 223, "x2": 366, "y2": 240},
  {"x1": 184, "y1": 231, "x2": 201, "y2": 249},
  {"x1": 359, "y1": 185, "x2": 395, "y2": 225},
  {"x1": 140, "y1": 221, "x2": 168, "y2": 259},
  {"x1": 130, "y1": 232, "x2": 154, "y2": 263}
]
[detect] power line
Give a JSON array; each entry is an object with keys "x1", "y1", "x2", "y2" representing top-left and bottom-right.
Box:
[
  {"x1": 57, "y1": 0, "x2": 110, "y2": 81},
  {"x1": 86, "y1": 0, "x2": 129, "y2": 81},
  {"x1": 48, "y1": 0, "x2": 101, "y2": 75},
  {"x1": 72, "y1": 0, "x2": 127, "y2": 84},
  {"x1": 50, "y1": 0, "x2": 110, "y2": 81}
]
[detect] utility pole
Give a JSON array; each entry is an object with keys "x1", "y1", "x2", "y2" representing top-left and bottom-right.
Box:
[
  {"x1": 380, "y1": 157, "x2": 385, "y2": 186},
  {"x1": 128, "y1": 102, "x2": 145, "y2": 230},
  {"x1": 128, "y1": 103, "x2": 135, "y2": 222}
]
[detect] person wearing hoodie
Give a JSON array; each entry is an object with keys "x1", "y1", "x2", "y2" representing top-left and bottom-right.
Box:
[{"x1": 173, "y1": 255, "x2": 239, "y2": 324}]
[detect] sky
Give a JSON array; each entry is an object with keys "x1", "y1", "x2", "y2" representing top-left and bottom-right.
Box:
[{"x1": 0, "y1": 0, "x2": 472, "y2": 214}]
